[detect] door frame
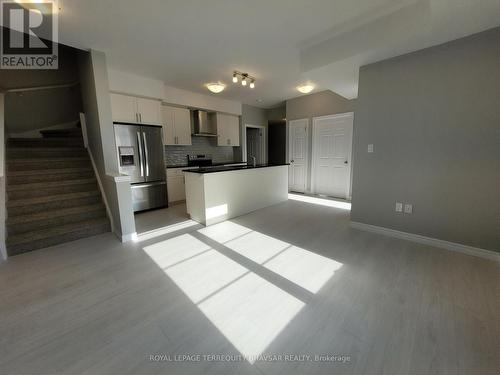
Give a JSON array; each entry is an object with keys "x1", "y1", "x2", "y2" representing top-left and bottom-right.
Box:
[
  {"x1": 311, "y1": 112, "x2": 354, "y2": 200},
  {"x1": 288, "y1": 118, "x2": 310, "y2": 193},
  {"x1": 242, "y1": 124, "x2": 267, "y2": 163}
]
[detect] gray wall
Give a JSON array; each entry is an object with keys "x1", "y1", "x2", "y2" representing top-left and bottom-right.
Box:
[
  {"x1": 0, "y1": 44, "x2": 79, "y2": 90},
  {"x1": 351, "y1": 27, "x2": 500, "y2": 252},
  {"x1": 285, "y1": 90, "x2": 355, "y2": 192},
  {"x1": 267, "y1": 105, "x2": 286, "y2": 122},
  {"x1": 0, "y1": 94, "x2": 5, "y2": 260},
  {"x1": 78, "y1": 50, "x2": 135, "y2": 240},
  {"x1": 1, "y1": 44, "x2": 82, "y2": 137},
  {"x1": 165, "y1": 136, "x2": 236, "y2": 167},
  {"x1": 242, "y1": 104, "x2": 268, "y2": 127},
  {"x1": 5, "y1": 86, "x2": 82, "y2": 136},
  {"x1": 286, "y1": 90, "x2": 354, "y2": 121}
]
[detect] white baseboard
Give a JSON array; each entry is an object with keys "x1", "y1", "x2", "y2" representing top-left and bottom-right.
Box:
[{"x1": 350, "y1": 221, "x2": 500, "y2": 263}]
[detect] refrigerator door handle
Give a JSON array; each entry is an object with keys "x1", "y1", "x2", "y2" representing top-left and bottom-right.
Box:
[
  {"x1": 142, "y1": 132, "x2": 149, "y2": 177},
  {"x1": 136, "y1": 131, "x2": 144, "y2": 176}
]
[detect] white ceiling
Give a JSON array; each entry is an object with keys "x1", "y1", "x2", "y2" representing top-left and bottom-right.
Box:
[{"x1": 57, "y1": 0, "x2": 500, "y2": 108}]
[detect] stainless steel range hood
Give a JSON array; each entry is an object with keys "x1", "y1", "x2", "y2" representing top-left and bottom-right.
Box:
[{"x1": 192, "y1": 110, "x2": 217, "y2": 137}]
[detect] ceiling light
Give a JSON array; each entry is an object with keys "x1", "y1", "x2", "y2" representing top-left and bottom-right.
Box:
[
  {"x1": 297, "y1": 84, "x2": 314, "y2": 94},
  {"x1": 206, "y1": 82, "x2": 226, "y2": 93},
  {"x1": 233, "y1": 71, "x2": 255, "y2": 89}
]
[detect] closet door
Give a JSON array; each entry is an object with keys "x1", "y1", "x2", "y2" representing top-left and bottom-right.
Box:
[{"x1": 312, "y1": 113, "x2": 353, "y2": 199}]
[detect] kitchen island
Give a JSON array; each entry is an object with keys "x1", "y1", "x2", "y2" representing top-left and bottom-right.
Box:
[{"x1": 184, "y1": 164, "x2": 288, "y2": 225}]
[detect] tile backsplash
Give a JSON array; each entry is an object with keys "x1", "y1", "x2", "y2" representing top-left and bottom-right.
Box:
[{"x1": 165, "y1": 136, "x2": 241, "y2": 166}]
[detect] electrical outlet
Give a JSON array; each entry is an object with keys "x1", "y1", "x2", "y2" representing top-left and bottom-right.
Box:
[
  {"x1": 395, "y1": 202, "x2": 403, "y2": 212},
  {"x1": 367, "y1": 144, "x2": 374, "y2": 153},
  {"x1": 404, "y1": 204, "x2": 413, "y2": 214}
]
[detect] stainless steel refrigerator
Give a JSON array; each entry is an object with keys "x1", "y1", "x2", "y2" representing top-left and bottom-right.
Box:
[{"x1": 114, "y1": 123, "x2": 167, "y2": 212}]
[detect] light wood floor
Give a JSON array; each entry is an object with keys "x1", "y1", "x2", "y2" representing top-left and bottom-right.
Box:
[{"x1": 1, "y1": 198, "x2": 499, "y2": 375}]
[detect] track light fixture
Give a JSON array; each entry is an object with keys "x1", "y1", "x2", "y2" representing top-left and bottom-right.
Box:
[{"x1": 232, "y1": 71, "x2": 256, "y2": 89}]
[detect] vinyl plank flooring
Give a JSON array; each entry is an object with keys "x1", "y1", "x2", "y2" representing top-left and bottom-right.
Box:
[{"x1": 1, "y1": 198, "x2": 498, "y2": 375}]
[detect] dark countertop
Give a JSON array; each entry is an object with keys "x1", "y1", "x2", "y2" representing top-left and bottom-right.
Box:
[
  {"x1": 166, "y1": 161, "x2": 245, "y2": 169},
  {"x1": 183, "y1": 163, "x2": 289, "y2": 174}
]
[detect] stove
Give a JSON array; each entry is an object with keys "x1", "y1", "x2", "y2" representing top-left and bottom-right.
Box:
[{"x1": 187, "y1": 154, "x2": 213, "y2": 167}]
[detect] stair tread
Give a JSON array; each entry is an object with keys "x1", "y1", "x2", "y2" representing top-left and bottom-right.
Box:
[
  {"x1": 8, "y1": 138, "x2": 83, "y2": 145},
  {"x1": 7, "y1": 167, "x2": 93, "y2": 177},
  {"x1": 7, "y1": 190, "x2": 100, "y2": 208},
  {"x1": 7, "y1": 178, "x2": 96, "y2": 191},
  {"x1": 7, "y1": 217, "x2": 110, "y2": 246},
  {"x1": 8, "y1": 156, "x2": 89, "y2": 163},
  {"x1": 7, "y1": 203, "x2": 105, "y2": 225}
]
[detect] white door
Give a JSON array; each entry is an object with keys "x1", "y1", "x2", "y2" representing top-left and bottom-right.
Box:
[
  {"x1": 137, "y1": 98, "x2": 161, "y2": 125},
  {"x1": 110, "y1": 93, "x2": 137, "y2": 123},
  {"x1": 288, "y1": 119, "x2": 309, "y2": 193},
  {"x1": 312, "y1": 113, "x2": 353, "y2": 199}
]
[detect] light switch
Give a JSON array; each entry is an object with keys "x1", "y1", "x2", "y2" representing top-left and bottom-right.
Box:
[
  {"x1": 367, "y1": 144, "x2": 374, "y2": 153},
  {"x1": 395, "y1": 202, "x2": 403, "y2": 212},
  {"x1": 404, "y1": 204, "x2": 413, "y2": 214}
]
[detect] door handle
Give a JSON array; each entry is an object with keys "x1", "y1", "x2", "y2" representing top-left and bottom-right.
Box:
[
  {"x1": 290, "y1": 159, "x2": 294, "y2": 163},
  {"x1": 137, "y1": 132, "x2": 144, "y2": 177},
  {"x1": 344, "y1": 160, "x2": 348, "y2": 164},
  {"x1": 143, "y1": 132, "x2": 149, "y2": 177},
  {"x1": 139, "y1": 113, "x2": 142, "y2": 123}
]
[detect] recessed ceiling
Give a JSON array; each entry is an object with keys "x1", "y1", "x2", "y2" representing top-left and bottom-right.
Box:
[{"x1": 57, "y1": 0, "x2": 500, "y2": 108}]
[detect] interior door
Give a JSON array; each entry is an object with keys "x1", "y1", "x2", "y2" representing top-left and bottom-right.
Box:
[
  {"x1": 288, "y1": 119, "x2": 309, "y2": 193},
  {"x1": 114, "y1": 123, "x2": 144, "y2": 183},
  {"x1": 246, "y1": 128, "x2": 259, "y2": 163},
  {"x1": 140, "y1": 125, "x2": 166, "y2": 182},
  {"x1": 312, "y1": 113, "x2": 353, "y2": 199}
]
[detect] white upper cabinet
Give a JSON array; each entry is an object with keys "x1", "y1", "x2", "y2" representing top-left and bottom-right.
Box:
[
  {"x1": 136, "y1": 97, "x2": 162, "y2": 125},
  {"x1": 162, "y1": 105, "x2": 192, "y2": 146},
  {"x1": 110, "y1": 93, "x2": 162, "y2": 125},
  {"x1": 110, "y1": 93, "x2": 137, "y2": 123},
  {"x1": 216, "y1": 113, "x2": 240, "y2": 146}
]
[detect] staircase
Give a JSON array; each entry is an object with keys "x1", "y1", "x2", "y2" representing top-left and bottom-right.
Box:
[{"x1": 5, "y1": 127, "x2": 111, "y2": 256}]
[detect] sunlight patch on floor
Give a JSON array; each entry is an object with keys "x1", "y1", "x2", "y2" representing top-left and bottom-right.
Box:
[
  {"x1": 164, "y1": 249, "x2": 248, "y2": 304},
  {"x1": 264, "y1": 245, "x2": 343, "y2": 293},
  {"x1": 143, "y1": 233, "x2": 210, "y2": 268},
  {"x1": 198, "y1": 272, "x2": 304, "y2": 364},
  {"x1": 135, "y1": 220, "x2": 199, "y2": 242},
  {"x1": 225, "y1": 230, "x2": 290, "y2": 264},
  {"x1": 288, "y1": 193, "x2": 351, "y2": 210},
  {"x1": 198, "y1": 221, "x2": 252, "y2": 243},
  {"x1": 143, "y1": 220, "x2": 343, "y2": 363}
]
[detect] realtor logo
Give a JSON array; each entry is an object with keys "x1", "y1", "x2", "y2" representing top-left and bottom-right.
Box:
[{"x1": 1, "y1": 0, "x2": 58, "y2": 69}]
